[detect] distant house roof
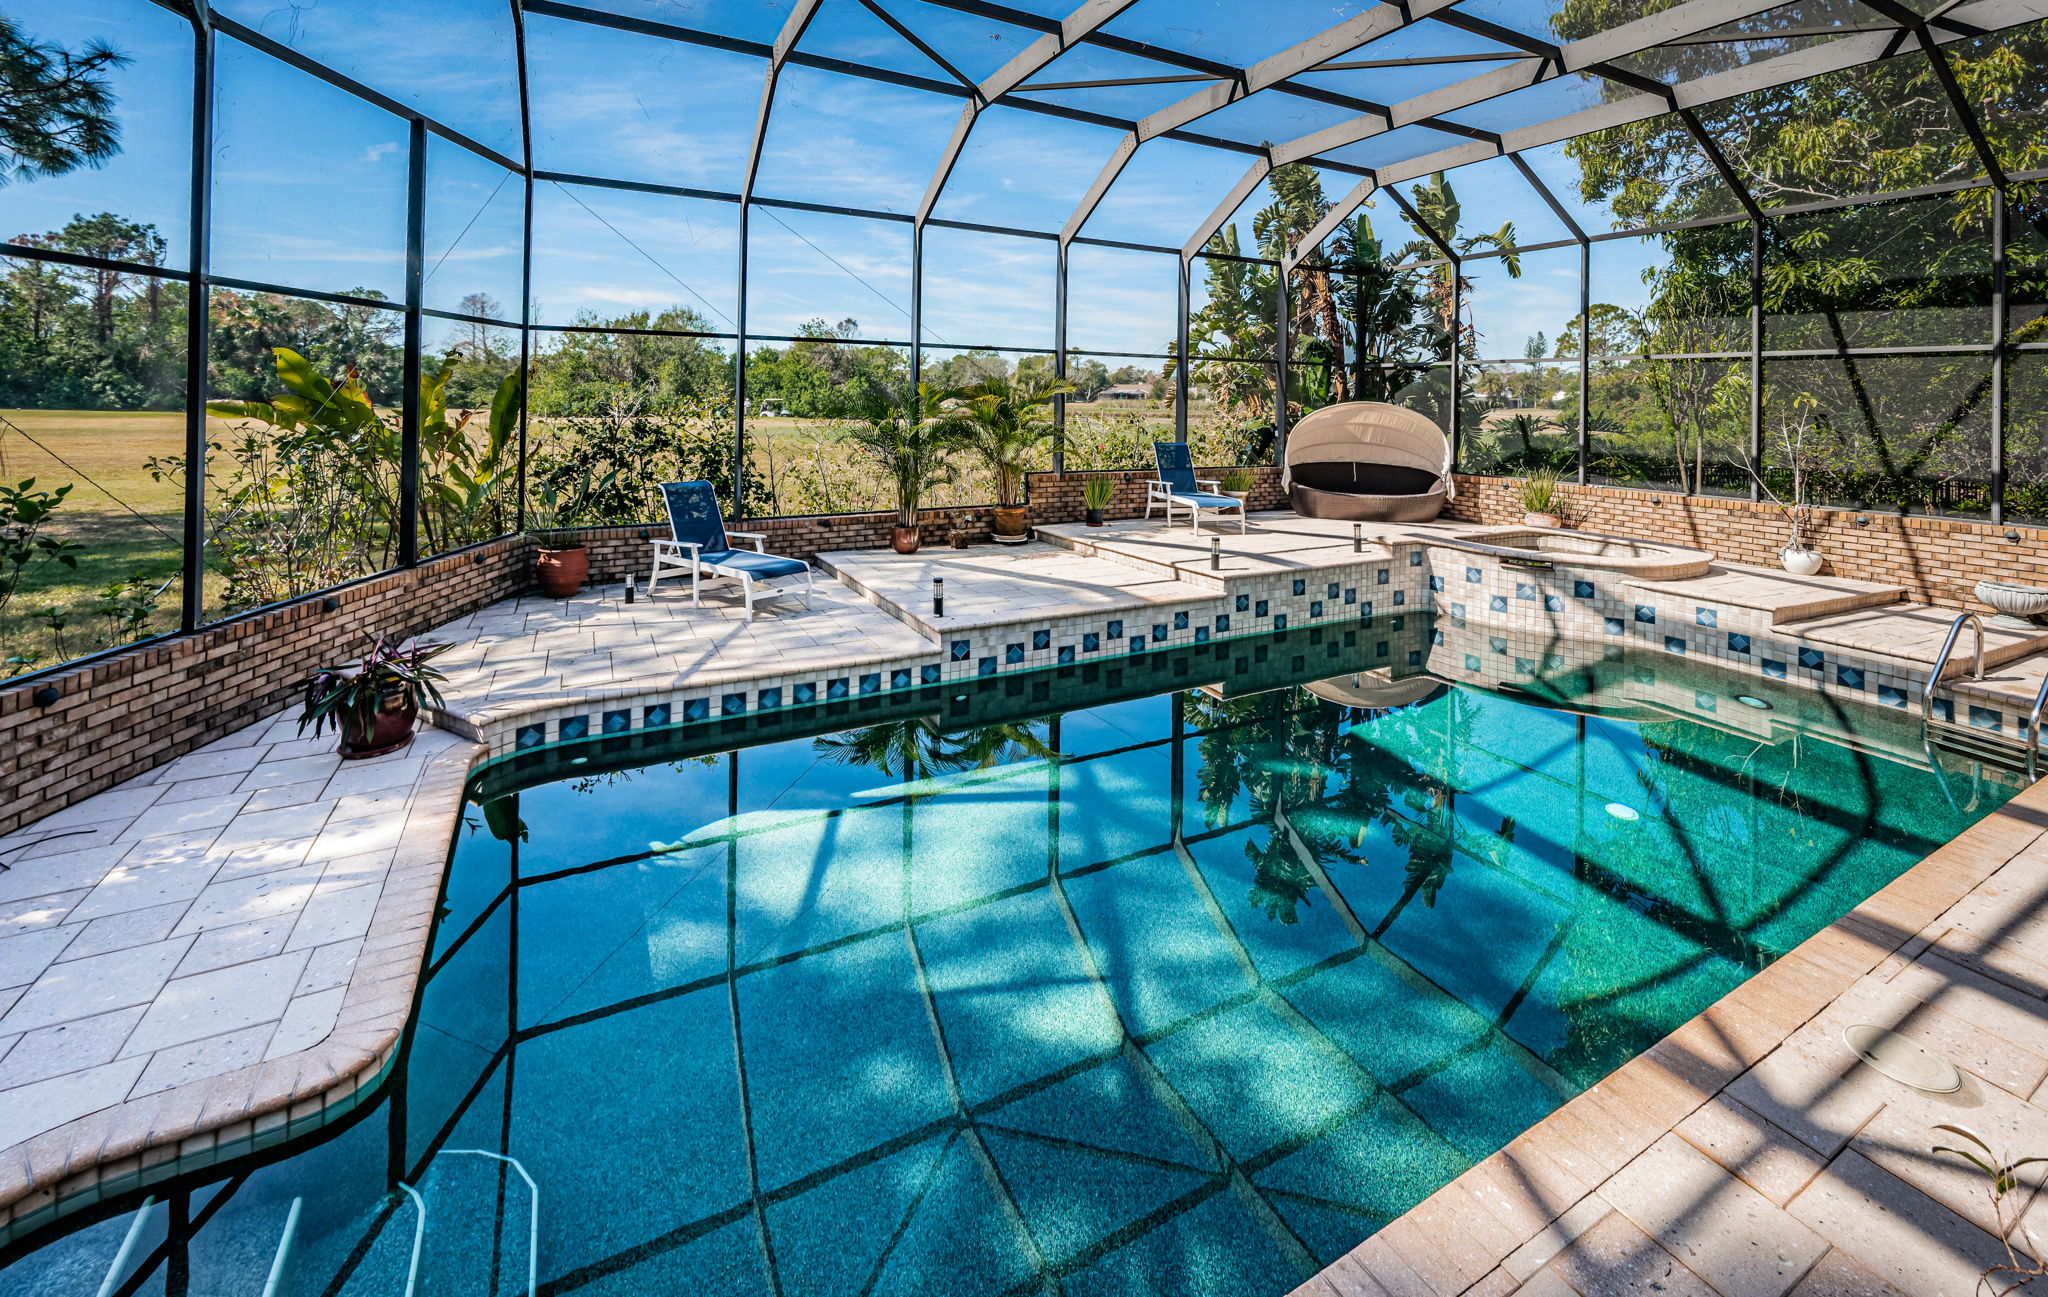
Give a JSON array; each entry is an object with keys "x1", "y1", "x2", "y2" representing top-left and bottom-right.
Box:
[{"x1": 1100, "y1": 384, "x2": 1150, "y2": 399}]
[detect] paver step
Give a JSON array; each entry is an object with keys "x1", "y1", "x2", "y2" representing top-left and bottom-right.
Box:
[
  {"x1": 1623, "y1": 563, "x2": 1905, "y2": 626},
  {"x1": 1791, "y1": 603, "x2": 2048, "y2": 673}
]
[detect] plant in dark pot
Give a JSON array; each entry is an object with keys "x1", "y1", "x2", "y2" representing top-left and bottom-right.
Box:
[
  {"x1": 1082, "y1": 474, "x2": 1115, "y2": 525},
  {"x1": 845, "y1": 382, "x2": 967, "y2": 555},
  {"x1": 299, "y1": 633, "x2": 454, "y2": 759},
  {"x1": 526, "y1": 470, "x2": 613, "y2": 597},
  {"x1": 954, "y1": 372, "x2": 1071, "y2": 540}
]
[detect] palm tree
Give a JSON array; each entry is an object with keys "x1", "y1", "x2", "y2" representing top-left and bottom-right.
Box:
[
  {"x1": 951, "y1": 371, "x2": 1072, "y2": 513},
  {"x1": 842, "y1": 380, "x2": 969, "y2": 533},
  {"x1": 1396, "y1": 172, "x2": 1522, "y2": 355}
]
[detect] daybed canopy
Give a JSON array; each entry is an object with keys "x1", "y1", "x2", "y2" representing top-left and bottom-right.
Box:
[{"x1": 1281, "y1": 402, "x2": 1454, "y2": 522}]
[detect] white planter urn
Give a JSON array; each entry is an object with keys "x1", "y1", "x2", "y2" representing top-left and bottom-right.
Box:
[
  {"x1": 1523, "y1": 511, "x2": 1562, "y2": 529},
  {"x1": 1781, "y1": 547, "x2": 1823, "y2": 576},
  {"x1": 1975, "y1": 580, "x2": 2048, "y2": 630}
]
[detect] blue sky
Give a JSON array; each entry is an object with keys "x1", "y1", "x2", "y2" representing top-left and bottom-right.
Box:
[{"x1": 0, "y1": 0, "x2": 1665, "y2": 359}]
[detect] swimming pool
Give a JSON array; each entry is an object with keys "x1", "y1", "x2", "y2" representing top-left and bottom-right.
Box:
[{"x1": 0, "y1": 623, "x2": 2013, "y2": 1296}]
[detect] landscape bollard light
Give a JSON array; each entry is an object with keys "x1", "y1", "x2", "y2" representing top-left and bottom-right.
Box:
[
  {"x1": 1353, "y1": 523, "x2": 1362, "y2": 553},
  {"x1": 1211, "y1": 538, "x2": 1221, "y2": 570},
  {"x1": 934, "y1": 575, "x2": 944, "y2": 617}
]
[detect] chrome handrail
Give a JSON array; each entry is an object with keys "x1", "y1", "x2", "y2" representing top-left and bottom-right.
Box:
[
  {"x1": 2027, "y1": 670, "x2": 2048, "y2": 779},
  {"x1": 1922, "y1": 611, "x2": 1987, "y2": 722}
]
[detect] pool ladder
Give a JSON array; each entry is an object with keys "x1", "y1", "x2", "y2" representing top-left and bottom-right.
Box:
[{"x1": 1921, "y1": 611, "x2": 2048, "y2": 781}]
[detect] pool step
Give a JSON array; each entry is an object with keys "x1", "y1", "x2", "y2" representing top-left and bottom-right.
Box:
[
  {"x1": 1622, "y1": 563, "x2": 1905, "y2": 627},
  {"x1": 1793, "y1": 603, "x2": 2048, "y2": 675}
]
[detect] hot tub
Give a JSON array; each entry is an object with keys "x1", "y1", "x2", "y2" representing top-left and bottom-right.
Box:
[{"x1": 1413, "y1": 528, "x2": 1715, "y2": 581}]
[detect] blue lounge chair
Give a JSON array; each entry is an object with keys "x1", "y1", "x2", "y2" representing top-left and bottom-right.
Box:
[
  {"x1": 648, "y1": 480, "x2": 813, "y2": 620},
  {"x1": 1146, "y1": 441, "x2": 1247, "y2": 534}
]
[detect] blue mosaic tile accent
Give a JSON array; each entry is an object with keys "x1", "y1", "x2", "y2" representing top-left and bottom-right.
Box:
[
  {"x1": 1489, "y1": 595, "x2": 1509, "y2": 612},
  {"x1": 1573, "y1": 580, "x2": 1595, "y2": 598},
  {"x1": 1429, "y1": 575, "x2": 1446, "y2": 593},
  {"x1": 920, "y1": 665, "x2": 940, "y2": 685},
  {"x1": 1173, "y1": 611, "x2": 1189, "y2": 631},
  {"x1": 1728, "y1": 633, "x2": 1751, "y2": 654},
  {"x1": 793, "y1": 682, "x2": 816, "y2": 704},
  {"x1": 1343, "y1": 588, "x2": 1356, "y2": 605},
  {"x1": 1107, "y1": 619, "x2": 1124, "y2": 639},
  {"x1": 1465, "y1": 567, "x2": 1482, "y2": 583},
  {"x1": 1006, "y1": 643, "x2": 1025, "y2": 664},
  {"x1": 681, "y1": 698, "x2": 708, "y2": 723},
  {"x1": 1695, "y1": 607, "x2": 1718, "y2": 628},
  {"x1": 1409, "y1": 649, "x2": 1423, "y2": 666},
  {"x1": 859, "y1": 673, "x2": 881, "y2": 695},
  {"x1": 1431, "y1": 629, "x2": 1445, "y2": 646},
  {"x1": 1377, "y1": 568, "x2": 1392, "y2": 585},
  {"x1": 1836, "y1": 665, "x2": 1865, "y2": 690},
  {"x1": 1450, "y1": 602, "x2": 1467, "y2": 619},
  {"x1": 1152, "y1": 623, "x2": 1168, "y2": 642},
  {"x1": 757, "y1": 687, "x2": 781, "y2": 709},
  {"x1": 1292, "y1": 578, "x2": 1307, "y2": 596},
  {"x1": 950, "y1": 639, "x2": 970, "y2": 661},
  {"x1": 1376, "y1": 640, "x2": 1389, "y2": 657},
  {"x1": 1255, "y1": 600, "x2": 1269, "y2": 617},
  {"x1": 560, "y1": 715, "x2": 589, "y2": 740},
  {"x1": 1878, "y1": 684, "x2": 1908, "y2": 708},
  {"x1": 889, "y1": 668, "x2": 911, "y2": 689},
  {"x1": 1515, "y1": 583, "x2": 1538, "y2": 601},
  {"x1": 1664, "y1": 636, "x2": 1686, "y2": 655},
  {"x1": 1544, "y1": 595, "x2": 1564, "y2": 612},
  {"x1": 1130, "y1": 637, "x2": 1145, "y2": 654},
  {"x1": 1213, "y1": 615, "x2": 1229, "y2": 633},
  {"x1": 979, "y1": 656, "x2": 997, "y2": 676},
  {"x1": 1634, "y1": 605, "x2": 1656, "y2": 623},
  {"x1": 1762, "y1": 659, "x2": 1787, "y2": 679},
  {"x1": 603, "y1": 709, "x2": 631, "y2": 734},
  {"x1": 1359, "y1": 601, "x2": 1372, "y2": 617},
  {"x1": 1310, "y1": 601, "x2": 1324, "y2": 618},
  {"x1": 1933, "y1": 697, "x2": 1954, "y2": 722},
  {"x1": 1274, "y1": 614, "x2": 1289, "y2": 630},
  {"x1": 1970, "y1": 705, "x2": 2002, "y2": 730},
  {"x1": 1193, "y1": 628, "x2": 1208, "y2": 644},
  {"x1": 1392, "y1": 589, "x2": 1406, "y2": 606},
  {"x1": 1233, "y1": 596, "x2": 1248, "y2": 613},
  {"x1": 1059, "y1": 644, "x2": 1077, "y2": 662},
  {"x1": 1798, "y1": 647, "x2": 1825, "y2": 670},
  {"x1": 1408, "y1": 551, "x2": 1423, "y2": 566},
  {"x1": 1604, "y1": 617, "x2": 1625, "y2": 634},
  {"x1": 827, "y1": 677, "x2": 849, "y2": 700},
  {"x1": 645, "y1": 703, "x2": 672, "y2": 727},
  {"x1": 1544, "y1": 654, "x2": 1565, "y2": 671},
  {"x1": 1083, "y1": 632, "x2": 1101, "y2": 652},
  {"x1": 1695, "y1": 691, "x2": 1717, "y2": 712},
  {"x1": 1327, "y1": 583, "x2": 1341, "y2": 599},
  {"x1": 1032, "y1": 628, "x2": 1051, "y2": 651},
  {"x1": 1464, "y1": 654, "x2": 1481, "y2": 671},
  {"x1": 1515, "y1": 657, "x2": 1535, "y2": 673},
  {"x1": 1490, "y1": 636, "x2": 1508, "y2": 654},
  {"x1": 516, "y1": 724, "x2": 545, "y2": 750},
  {"x1": 722, "y1": 693, "x2": 746, "y2": 716}
]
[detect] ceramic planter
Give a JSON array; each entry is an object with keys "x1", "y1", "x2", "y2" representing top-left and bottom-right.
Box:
[
  {"x1": 1522, "y1": 511, "x2": 1561, "y2": 529},
  {"x1": 1085, "y1": 508, "x2": 1106, "y2": 527},
  {"x1": 536, "y1": 546, "x2": 588, "y2": 597},
  {"x1": 1781, "y1": 547, "x2": 1824, "y2": 576},
  {"x1": 340, "y1": 690, "x2": 418, "y2": 760},
  {"x1": 991, "y1": 505, "x2": 1029, "y2": 537},
  {"x1": 1976, "y1": 579, "x2": 2048, "y2": 629},
  {"x1": 891, "y1": 525, "x2": 921, "y2": 554}
]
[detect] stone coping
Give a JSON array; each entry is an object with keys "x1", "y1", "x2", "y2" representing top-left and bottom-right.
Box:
[
  {"x1": 1409, "y1": 528, "x2": 1716, "y2": 581},
  {"x1": 1291, "y1": 773, "x2": 2048, "y2": 1297},
  {"x1": 0, "y1": 737, "x2": 484, "y2": 1243}
]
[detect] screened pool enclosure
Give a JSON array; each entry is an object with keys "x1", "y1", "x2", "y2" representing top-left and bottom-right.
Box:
[{"x1": 2, "y1": 0, "x2": 2046, "y2": 680}]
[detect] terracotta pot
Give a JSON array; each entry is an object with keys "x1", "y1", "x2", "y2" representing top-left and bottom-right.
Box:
[
  {"x1": 1523, "y1": 511, "x2": 1562, "y2": 529},
  {"x1": 536, "y1": 546, "x2": 588, "y2": 597},
  {"x1": 1085, "y1": 508, "x2": 1106, "y2": 527},
  {"x1": 891, "y1": 525, "x2": 921, "y2": 554},
  {"x1": 340, "y1": 690, "x2": 418, "y2": 761},
  {"x1": 991, "y1": 505, "x2": 1029, "y2": 537}
]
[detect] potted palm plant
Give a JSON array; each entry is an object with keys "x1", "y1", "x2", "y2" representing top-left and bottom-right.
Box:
[
  {"x1": 525, "y1": 470, "x2": 614, "y2": 597},
  {"x1": 846, "y1": 383, "x2": 966, "y2": 554},
  {"x1": 1082, "y1": 474, "x2": 1115, "y2": 525},
  {"x1": 954, "y1": 373, "x2": 1072, "y2": 539},
  {"x1": 299, "y1": 632, "x2": 453, "y2": 759},
  {"x1": 1518, "y1": 467, "x2": 1564, "y2": 528},
  {"x1": 1218, "y1": 467, "x2": 1255, "y2": 503}
]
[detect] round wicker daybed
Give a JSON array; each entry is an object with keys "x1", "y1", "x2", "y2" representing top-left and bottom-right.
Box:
[{"x1": 1282, "y1": 401, "x2": 1454, "y2": 522}]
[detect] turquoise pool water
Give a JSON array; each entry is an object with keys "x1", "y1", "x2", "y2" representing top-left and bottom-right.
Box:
[{"x1": 0, "y1": 628, "x2": 2013, "y2": 1296}]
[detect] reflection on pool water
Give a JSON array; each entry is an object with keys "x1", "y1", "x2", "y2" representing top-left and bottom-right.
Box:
[{"x1": 0, "y1": 634, "x2": 2012, "y2": 1297}]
